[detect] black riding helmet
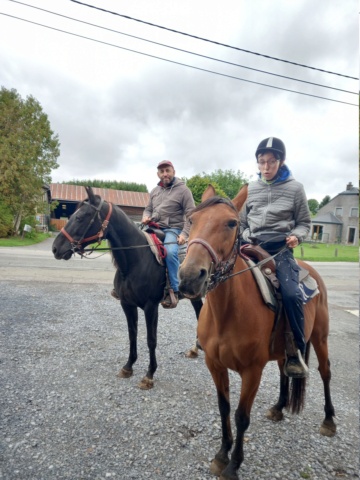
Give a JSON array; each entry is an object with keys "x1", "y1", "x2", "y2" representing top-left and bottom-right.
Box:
[{"x1": 255, "y1": 137, "x2": 286, "y2": 162}]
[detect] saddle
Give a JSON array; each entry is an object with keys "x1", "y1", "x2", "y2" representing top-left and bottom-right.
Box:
[
  {"x1": 239, "y1": 243, "x2": 319, "y2": 356},
  {"x1": 143, "y1": 222, "x2": 165, "y2": 242},
  {"x1": 239, "y1": 244, "x2": 319, "y2": 310}
]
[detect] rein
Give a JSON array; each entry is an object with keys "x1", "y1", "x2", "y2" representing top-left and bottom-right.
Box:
[
  {"x1": 61, "y1": 200, "x2": 113, "y2": 255},
  {"x1": 187, "y1": 232, "x2": 288, "y2": 292}
]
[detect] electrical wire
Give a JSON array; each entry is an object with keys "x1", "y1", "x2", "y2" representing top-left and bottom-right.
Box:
[
  {"x1": 6, "y1": 0, "x2": 357, "y2": 96},
  {"x1": 69, "y1": 0, "x2": 358, "y2": 81},
  {"x1": 1, "y1": 13, "x2": 357, "y2": 107}
]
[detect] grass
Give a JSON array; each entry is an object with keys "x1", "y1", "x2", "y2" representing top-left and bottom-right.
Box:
[
  {"x1": 0, "y1": 232, "x2": 52, "y2": 247},
  {"x1": 293, "y1": 242, "x2": 358, "y2": 262},
  {"x1": 0, "y1": 235, "x2": 358, "y2": 262}
]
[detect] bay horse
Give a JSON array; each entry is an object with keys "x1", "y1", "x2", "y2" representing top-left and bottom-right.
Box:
[
  {"x1": 52, "y1": 186, "x2": 203, "y2": 389},
  {"x1": 178, "y1": 184, "x2": 336, "y2": 480}
]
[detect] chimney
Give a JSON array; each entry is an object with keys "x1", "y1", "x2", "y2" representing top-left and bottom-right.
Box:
[{"x1": 346, "y1": 182, "x2": 353, "y2": 191}]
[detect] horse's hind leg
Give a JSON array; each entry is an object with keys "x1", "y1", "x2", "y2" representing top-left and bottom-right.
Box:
[
  {"x1": 266, "y1": 359, "x2": 289, "y2": 422},
  {"x1": 311, "y1": 326, "x2": 336, "y2": 436},
  {"x1": 117, "y1": 303, "x2": 138, "y2": 379},
  {"x1": 138, "y1": 302, "x2": 159, "y2": 390},
  {"x1": 185, "y1": 298, "x2": 203, "y2": 358}
]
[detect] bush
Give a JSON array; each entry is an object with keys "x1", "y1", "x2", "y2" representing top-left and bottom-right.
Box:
[{"x1": 0, "y1": 202, "x2": 13, "y2": 237}]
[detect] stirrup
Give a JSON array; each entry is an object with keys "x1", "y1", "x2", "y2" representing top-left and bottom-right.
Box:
[{"x1": 161, "y1": 288, "x2": 178, "y2": 309}]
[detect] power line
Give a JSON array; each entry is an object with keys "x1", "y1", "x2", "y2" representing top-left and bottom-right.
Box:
[
  {"x1": 7, "y1": 0, "x2": 357, "y2": 96},
  {"x1": 69, "y1": 0, "x2": 358, "y2": 81},
  {"x1": 1, "y1": 13, "x2": 357, "y2": 107}
]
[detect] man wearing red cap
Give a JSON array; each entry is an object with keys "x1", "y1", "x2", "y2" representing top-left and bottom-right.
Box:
[{"x1": 142, "y1": 160, "x2": 195, "y2": 308}]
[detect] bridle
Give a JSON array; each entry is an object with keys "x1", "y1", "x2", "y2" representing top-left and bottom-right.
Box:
[
  {"x1": 187, "y1": 227, "x2": 241, "y2": 292},
  {"x1": 60, "y1": 199, "x2": 113, "y2": 255}
]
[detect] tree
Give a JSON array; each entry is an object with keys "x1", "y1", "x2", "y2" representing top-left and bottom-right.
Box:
[
  {"x1": 308, "y1": 198, "x2": 319, "y2": 216},
  {"x1": 0, "y1": 87, "x2": 60, "y2": 233},
  {"x1": 203, "y1": 169, "x2": 248, "y2": 199},
  {"x1": 185, "y1": 175, "x2": 227, "y2": 205},
  {"x1": 65, "y1": 179, "x2": 148, "y2": 192},
  {"x1": 319, "y1": 195, "x2": 331, "y2": 210}
]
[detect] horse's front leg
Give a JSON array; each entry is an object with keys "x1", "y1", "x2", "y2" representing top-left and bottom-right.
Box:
[
  {"x1": 266, "y1": 359, "x2": 289, "y2": 422},
  {"x1": 207, "y1": 364, "x2": 233, "y2": 476},
  {"x1": 117, "y1": 302, "x2": 138, "y2": 379},
  {"x1": 138, "y1": 302, "x2": 159, "y2": 390},
  {"x1": 221, "y1": 367, "x2": 263, "y2": 480}
]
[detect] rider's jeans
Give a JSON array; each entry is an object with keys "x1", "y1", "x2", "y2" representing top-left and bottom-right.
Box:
[
  {"x1": 163, "y1": 228, "x2": 181, "y2": 292},
  {"x1": 275, "y1": 249, "x2": 306, "y2": 356}
]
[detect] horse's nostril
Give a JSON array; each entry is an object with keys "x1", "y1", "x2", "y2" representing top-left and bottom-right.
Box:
[{"x1": 199, "y1": 268, "x2": 208, "y2": 280}]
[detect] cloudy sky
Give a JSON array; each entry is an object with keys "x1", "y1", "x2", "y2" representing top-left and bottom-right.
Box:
[{"x1": 1, "y1": 0, "x2": 358, "y2": 201}]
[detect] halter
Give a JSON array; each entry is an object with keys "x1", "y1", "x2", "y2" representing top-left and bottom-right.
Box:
[
  {"x1": 187, "y1": 229, "x2": 241, "y2": 292},
  {"x1": 60, "y1": 199, "x2": 113, "y2": 255}
]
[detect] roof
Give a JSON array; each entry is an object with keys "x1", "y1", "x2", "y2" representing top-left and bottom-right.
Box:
[
  {"x1": 311, "y1": 212, "x2": 343, "y2": 225},
  {"x1": 50, "y1": 183, "x2": 149, "y2": 208},
  {"x1": 338, "y1": 186, "x2": 359, "y2": 195}
]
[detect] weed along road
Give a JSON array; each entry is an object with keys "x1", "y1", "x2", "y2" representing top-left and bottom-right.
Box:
[{"x1": 0, "y1": 237, "x2": 358, "y2": 479}]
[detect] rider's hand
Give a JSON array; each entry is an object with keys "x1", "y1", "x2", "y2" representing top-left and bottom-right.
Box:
[
  {"x1": 177, "y1": 234, "x2": 186, "y2": 245},
  {"x1": 286, "y1": 235, "x2": 299, "y2": 248},
  {"x1": 142, "y1": 216, "x2": 151, "y2": 225}
]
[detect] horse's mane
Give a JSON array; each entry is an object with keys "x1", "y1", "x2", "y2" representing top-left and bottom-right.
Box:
[{"x1": 190, "y1": 196, "x2": 237, "y2": 215}]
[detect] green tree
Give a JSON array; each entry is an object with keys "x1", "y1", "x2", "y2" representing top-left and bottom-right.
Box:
[
  {"x1": 185, "y1": 175, "x2": 227, "y2": 205},
  {"x1": 0, "y1": 87, "x2": 60, "y2": 233},
  {"x1": 204, "y1": 169, "x2": 248, "y2": 199},
  {"x1": 318, "y1": 195, "x2": 331, "y2": 210},
  {"x1": 308, "y1": 198, "x2": 319, "y2": 215},
  {"x1": 65, "y1": 179, "x2": 148, "y2": 192}
]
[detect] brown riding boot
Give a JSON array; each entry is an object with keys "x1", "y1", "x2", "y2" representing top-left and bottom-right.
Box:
[
  {"x1": 161, "y1": 289, "x2": 179, "y2": 309},
  {"x1": 110, "y1": 288, "x2": 120, "y2": 300}
]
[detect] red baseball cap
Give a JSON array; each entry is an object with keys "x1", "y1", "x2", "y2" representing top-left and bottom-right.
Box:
[{"x1": 157, "y1": 160, "x2": 174, "y2": 169}]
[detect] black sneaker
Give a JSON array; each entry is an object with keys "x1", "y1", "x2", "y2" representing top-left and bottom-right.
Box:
[{"x1": 284, "y1": 350, "x2": 309, "y2": 378}]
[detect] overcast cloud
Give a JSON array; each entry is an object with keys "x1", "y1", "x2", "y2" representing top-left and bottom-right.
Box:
[{"x1": 1, "y1": 0, "x2": 358, "y2": 201}]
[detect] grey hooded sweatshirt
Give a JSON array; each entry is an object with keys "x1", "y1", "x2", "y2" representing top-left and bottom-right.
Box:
[
  {"x1": 143, "y1": 178, "x2": 195, "y2": 239},
  {"x1": 240, "y1": 172, "x2": 311, "y2": 244}
]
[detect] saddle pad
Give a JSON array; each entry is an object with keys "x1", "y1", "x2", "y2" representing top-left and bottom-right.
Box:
[
  {"x1": 246, "y1": 259, "x2": 319, "y2": 311},
  {"x1": 143, "y1": 231, "x2": 165, "y2": 266}
]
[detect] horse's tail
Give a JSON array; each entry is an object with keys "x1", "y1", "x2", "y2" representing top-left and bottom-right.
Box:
[{"x1": 288, "y1": 341, "x2": 310, "y2": 414}]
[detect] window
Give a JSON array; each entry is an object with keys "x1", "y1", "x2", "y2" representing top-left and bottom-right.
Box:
[
  {"x1": 350, "y1": 207, "x2": 358, "y2": 217},
  {"x1": 334, "y1": 207, "x2": 343, "y2": 217}
]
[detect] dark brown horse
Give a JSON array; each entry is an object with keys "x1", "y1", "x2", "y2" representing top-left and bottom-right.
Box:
[
  {"x1": 178, "y1": 184, "x2": 336, "y2": 480},
  {"x1": 52, "y1": 186, "x2": 203, "y2": 389}
]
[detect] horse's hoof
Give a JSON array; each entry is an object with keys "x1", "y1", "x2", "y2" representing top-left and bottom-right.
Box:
[
  {"x1": 266, "y1": 407, "x2": 284, "y2": 422},
  {"x1": 117, "y1": 368, "x2": 133, "y2": 379},
  {"x1": 320, "y1": 420, "x2": 336, "y2": 437},
  {"x1": 138, "y1": 377, "x2": 154, "y2": 390},
  {"x1": 185, "y1": 347, "x2": 198, "y2": 358},
  {"x1": 210, "y1": 457, "x2": 229, "y2": 476}
]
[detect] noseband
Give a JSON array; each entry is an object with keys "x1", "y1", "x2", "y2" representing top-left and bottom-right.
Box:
[
  {"x1": 187, "y1": 229, "x2": 240, "y2": 291},
  {"x1": 60, "y1": 199, "x2": 113, "y2": 255}
]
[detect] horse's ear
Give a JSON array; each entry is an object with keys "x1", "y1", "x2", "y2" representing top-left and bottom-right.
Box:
[
  {"x1": 232, "y1": 184, "x2": 248, "y2": 212},
  {"x1": 201, "y1": 184, "x2": 216, "y2": 202},
  {"x1": 85, "y1": 186, "x2": 95, "y2": 204}
]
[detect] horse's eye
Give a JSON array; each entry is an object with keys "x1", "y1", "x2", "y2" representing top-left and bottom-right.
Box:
[
  {"x1": 228, "y1": 220, "x2": 238, "y2": 229},
  {"x1": 188, "y1": 217, "x2": 193, "y2": 225}
]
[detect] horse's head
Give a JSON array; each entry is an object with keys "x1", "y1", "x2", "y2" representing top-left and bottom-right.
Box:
[
  {"x1": 52, "y1": 186, "x2": 112, "y2": 260},
  {"x1": 179, "y1": 184, "x2": 248, "y2": 298}
]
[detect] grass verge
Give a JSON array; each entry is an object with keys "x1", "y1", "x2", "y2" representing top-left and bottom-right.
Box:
[
  {"x1": 0, "y1": 233, "x2": 52, "y2": 247},
  {"x1": 293, "y1": 242, "x2": 358, "y2": 262}
]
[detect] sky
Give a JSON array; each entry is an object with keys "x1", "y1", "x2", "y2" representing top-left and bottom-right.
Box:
[{"x1": 1, "y1": 0, "x2": 358, "y2": 202}]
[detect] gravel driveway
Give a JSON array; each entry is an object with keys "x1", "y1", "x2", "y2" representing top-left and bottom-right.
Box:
[{"x1": 0, "y1": 240, "x2": 358, "y2": 479}]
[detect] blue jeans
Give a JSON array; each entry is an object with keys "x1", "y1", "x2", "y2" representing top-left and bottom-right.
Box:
[
  {"x1": 163, "y1": 228, "x2": 181, "y2": 292},
  {"x1": 274, "y1": 249, "x2": 306, "y2": 355}
]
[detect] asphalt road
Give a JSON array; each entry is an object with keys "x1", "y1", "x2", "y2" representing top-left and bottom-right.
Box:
[{"x1": 0, "y1": 237, "x2": 358, "y2": 479}]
